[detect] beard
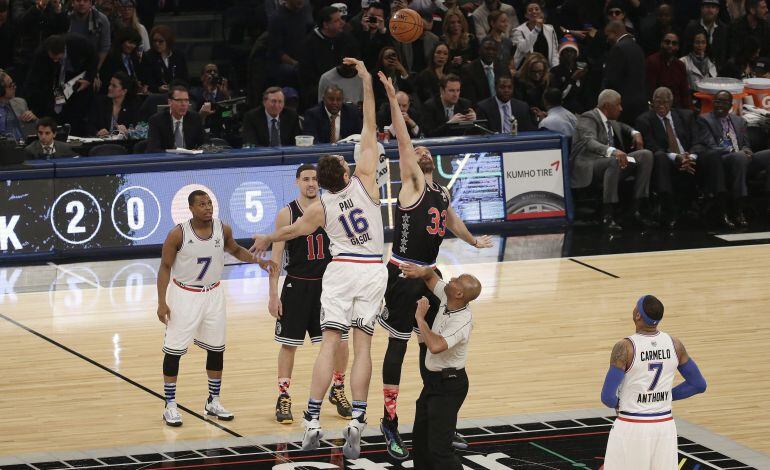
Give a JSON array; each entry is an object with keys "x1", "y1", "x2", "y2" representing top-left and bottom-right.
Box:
[{"x1": 418, "y1": 158, "x2": 435, "y2": 174}]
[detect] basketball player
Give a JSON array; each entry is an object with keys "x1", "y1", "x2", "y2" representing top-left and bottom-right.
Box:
[
  {"x1": 156, "y1": 190, "x2": 273, "y2": 427},
  {"x1": 375, "y1": 72, "x2": 493, "y2": 459},
  {"x1": 251, "y1": 57, "x2": 384, "y2": 459},
  {"x1": 601, "y1": 295, "x2": 707, "y2": 469},
  {"x1": 268, "y1": 163, "x2": 352, "y2": 424}
]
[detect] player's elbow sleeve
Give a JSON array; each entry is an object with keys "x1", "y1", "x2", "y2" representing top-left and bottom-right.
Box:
[
  {"x1": 600, "y1": 366, "x2": 624, "y2": 408},
  {"x1": 679, "y1": 359, "x2": 707, "y2": 394}
]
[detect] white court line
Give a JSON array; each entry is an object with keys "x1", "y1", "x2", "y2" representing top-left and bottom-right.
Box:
[
  {"x1": 47, "y1": 262, "x2": 101, "y2": 289},
  {"x1": 715, "y1": 231, "x2": 770, "y2": 242}
]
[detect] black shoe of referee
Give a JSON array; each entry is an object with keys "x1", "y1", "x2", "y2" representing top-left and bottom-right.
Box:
[{"x1": 452, "y1": 432, "x2": 469, "y2": 450}]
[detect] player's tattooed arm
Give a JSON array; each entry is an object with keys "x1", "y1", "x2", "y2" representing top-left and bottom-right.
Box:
[
  {"x1": 671, "y1": 336, "x2": 690, "y2": 366},
  {"x1": 610, "y1": 338, "x2": 632, "y2": 370}
]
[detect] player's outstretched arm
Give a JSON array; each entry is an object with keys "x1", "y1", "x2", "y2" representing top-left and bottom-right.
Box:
[
  {"x1": 347, "y1": 58, "x2": 378, "y2": 191},
  {"x1": 671, "y1": 336, "x2": 707, "y2": 400},
  {"x1": 267, "y1": 207, "x2": 290, "y2": 319},
  {"x1": 377, "y1": 71, "x2": 422, "y2": 195},
  {"x1": 250, "y1": 201, "x2": 324, "y2": 257},
  {"x1": 601, "y1": 338, "x2": 631, "y2": 409},
  {"x1": 415, "y1": 297, "x2": 449, "y2": 354},
  {"x1": 223, "y1": 223, "x2": 277, "y2": 272},
  {"x1": 156, "y1": 226, "x2": 182, "y2": 324},
  {"x1": 400, "y1": 262, "x2": 440, "y2": 292},
  {"x1": 446, "y1": 205, "x2": 493, "y2": 248}
]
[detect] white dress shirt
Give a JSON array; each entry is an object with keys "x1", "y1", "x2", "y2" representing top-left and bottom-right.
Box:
[
  {"x1": 658, "y1": 112, "x2": 698, "y2": 161},
  {"x1": 425, "y1": 280, "x2": 473, "y2": 372}
]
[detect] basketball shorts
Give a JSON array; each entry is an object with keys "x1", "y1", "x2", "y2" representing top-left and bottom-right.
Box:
[
  {"x1": 603, "y1": 417, "x2": 678, "y2": 470},
  {"x1": 163, "y1": 281, "x2": 226, "y2": 355},
  {"x1": 320, "y1": 260, "x2": 388, "y2": 336},
  {"x1": 379, "y1": 262, "x2": 442, "y2": 340},
  {"x1": 275, "y1": 276, "x2": 349, "y2": 346}
]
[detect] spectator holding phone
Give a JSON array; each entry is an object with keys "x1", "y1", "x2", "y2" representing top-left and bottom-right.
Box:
[{"x1": 352, "y1": 2, "x2": 390, "y2": 72}]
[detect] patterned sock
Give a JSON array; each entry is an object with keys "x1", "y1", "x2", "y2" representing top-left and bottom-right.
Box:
[
  {"x1": 352, "y1": 400, "x2": 367, "y2": 420},
  {"x1": 332, "y1": 371, "x2": 345, "y2": 388},
  {"x1": 278, "y1": 377, "x2": 291, "y2": 396},
  {"x1": 164, "y1": 382, "x2": 176, "y2": 405},
  {"x1": 208, "y1": 378, "x2": 221, "y2": 399},
  {"x1": 307, "y1": 398, "x2": 323, "y2": 420},
  {"x1": 383, "y1": 388, "x2": 398, "y2": 421}
]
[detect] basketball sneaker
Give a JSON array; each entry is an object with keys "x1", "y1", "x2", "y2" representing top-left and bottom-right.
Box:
[
  {"x1": 301, "y1": 411, "x2": 323, "y2": 450},
  {"x1": 328, "y1": 384, "x2": 352, "y2": 419},
  {"x1": 342, "y1": 415, "x2": 366, "y2": 459},
  {"x1": 276, "y1": 393, "x2": 293, "y2": 424},
  {"x1": 380, "y1": 416, "x2": 409, "y2": 460},
  {"x1": 163, "y1": 403, "x2": 182, "y2": 427},
  {"x1": 452, "y1": 431, "x2": 469, "y2": 450},
  {"x1": 204, "y1": 395, "x2": 234, "y2": 421}
]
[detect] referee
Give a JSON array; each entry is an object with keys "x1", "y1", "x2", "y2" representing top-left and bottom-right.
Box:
[{"x1": 400, "y1": 263, "x2": 481, "y2": 469}]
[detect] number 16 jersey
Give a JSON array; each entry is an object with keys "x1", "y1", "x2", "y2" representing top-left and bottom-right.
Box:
[{"x1": 320, "y1": 175, "x2": 384, "y2": 259}]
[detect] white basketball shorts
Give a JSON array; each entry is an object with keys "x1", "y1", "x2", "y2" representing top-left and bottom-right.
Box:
[
  {"x1": 162, "y1": 280, "x2": 226, "y2": 355},
  {"x1": 320, "y1": 260, "x2": 387, "y2": 335},
  {"x1": 604, "y1": 417, "x2": 678, "y2": 470}
]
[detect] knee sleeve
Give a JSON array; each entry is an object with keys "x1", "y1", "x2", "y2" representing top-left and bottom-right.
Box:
[
  {"x1": 163, "y1": 353, "x2": 181, "y2": 377},
  {"x1": 382, "y1": 337, "x2": 408, "y2": 385},
  {"x1": 206, "y1": 350, "x2": 224, "y2": 371}
]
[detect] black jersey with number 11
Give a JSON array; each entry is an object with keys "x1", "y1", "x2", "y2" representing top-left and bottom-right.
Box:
[
  {"x1": 283, "y1": 200, "x2": 330, "y2": 279},
  {"x1": 392, "y1": 182, "x2": 450, "y2": 265}
]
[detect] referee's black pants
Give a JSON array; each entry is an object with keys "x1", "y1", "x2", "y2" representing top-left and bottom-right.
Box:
[{"x1": 412, "y1": 368, "x2": 469, "y2": 470}]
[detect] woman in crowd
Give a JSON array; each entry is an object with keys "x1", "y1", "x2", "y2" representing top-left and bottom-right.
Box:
[
  {"x1": 87, "y1": 71, "x2": 140, "y2": 137},
  {"x1": 511, "y1": 1, "x2": 559, "y2": 69},
  {"x1": 373, "y1": 46, "x2": 414, "y2": 107},
  {"x1": 441, "y1": 8, "x2": 478, "y2": 73},
  {"x1": 515, "y1": 52, "x2": 550, "y2": 121},
  {"x1": 142, "y1": 24, "x2": 188, "y2": 93},
  {"x1": 680, "y1": 31, "x2": 717, "y2": 95},
  {"x1": 485, "y1": 10, "x2": 514, "y2": 66},
  {"x1": 414, "y1": 42, "x2": 452, "y2": 103},
  {"x1": 117, "y1": 0, "x2": 150, "y2": 52}
]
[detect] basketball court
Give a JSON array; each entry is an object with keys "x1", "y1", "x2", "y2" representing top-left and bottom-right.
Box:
[{"x1": 1, "y1": 228, "x2": 770, "y2": 469}]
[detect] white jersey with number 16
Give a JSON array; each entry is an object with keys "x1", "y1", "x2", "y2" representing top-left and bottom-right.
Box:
[{"x1": 320, "y1": 176, "x2": 384, "y2": 258}]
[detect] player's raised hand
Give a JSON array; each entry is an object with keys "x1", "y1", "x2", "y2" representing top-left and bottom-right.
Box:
[
  {"x1": 250, "y1": 234, "x2": 271, "y2": 258},
  {"x1": 157, "y1": 303, "x2": 170, "y2": 324},
  {"x1": 377, "y1": 71, "x2": 396, "y2": 97},
  {"x1": 473, "y1": 235, "x2": 493, "y2": 248},
  {"x1": 415, "y1": 297, "x2": 430, "y2": 320},
  {"x1": 400, "y1": 262, "x2": 425, "y2": 279},
  {"x1": 343, "y1": 57, "x2": 369, "y2": 78}
]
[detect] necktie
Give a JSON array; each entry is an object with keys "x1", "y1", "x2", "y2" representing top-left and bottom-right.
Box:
[
  {"x1": 445, "y1": 107, "x2": 453, "y2": 119},
  {"x1": 501, "y1": 103, "x2": 511, "y2": 133},
  {"x1": 270, "y1": 118, "x2": 280, "y2": 146},
  {"x1": 484, "y1": 65, "x2": 495, "y2": 97},
  {"x1": 606, "y1": 122, "x2": 615, "y2": 147},
  {"x1": 722, "y1": 118, "x2": 739, "y2": 151},
  {"x1": 123, "y1": 55, "x2": 134, "y2": 76},
  {"x1": 664, "y1": 117, "x2": 680, "y2": 153},
  {"x1": 174, "y1": 120, "x2": 184, "y2": 148},
  {"x1": 329, "y1": 113, "x2": 338, "y2": 143},
  {"x1": 44, "y1": 146, "x2": 53, "y2": 158}
]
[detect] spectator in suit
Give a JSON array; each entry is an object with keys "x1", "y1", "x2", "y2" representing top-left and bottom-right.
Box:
[
  {"x1": 376, "y1": 90, "x2": 422, "y2": 138},
  {"x1": 511, "y1": 1, "x2": 559, "y2": 69},
  {"x1": 728, "y1": 0, "x2": 769, "y2": 58},
  {"x1": 372, "y1": 46, "x2": 413, "y2": 108},
  {"x1": 646, "y1": 32, "x2": 691, "y2": 110},
  {"x1": 142, "y1": 24, "x2": 188, "y2": 93},
  {"x1": 571, "y1": 89, "x2": 654, "y2": 230},
  {"x1": 700, "y1": 91, "x2": 770, "y2": 225},
  {"x1": 0, "y1": 70, "x2": 38, "y2": 141},
  {"x1": 241, "y1": 87, "x2": 301, "y2": 147},
  {"x1": 460, "y1": 37, "x2": 508, "y2": 104},
  {"x1": 471, "y1": 0, "x2": 518, "y2": 40},
  {"x1": 302, "y1": 84, "x2": 362, "y2": 144},
  {"x1": 299, "y1": 5, "x2": 360, "y2": 110},
  {"x1": 189, "y1": 63, "x2": 231, "y2": 130},
  {"x1": 635, "y1": 87, "x2": 724, "y2": 228},
  {"x1": 602, "y1": 20, "x2": 647, "y2": 126},
  {"x1": 25, "y1": 34, "x2": 98, "y2": 136},
  {"x1": 414, "y1": 42, "x2": 451, "y2": 103},
  {"x1": 514, "y1": 52, "x2": 549, "y2": 121},
  {"x1": 25, "y1": 116, "x2": 78, "y2": 158},
  {"x1": 421, "y1": 73, "x2": 476, "y2": 137},
  {"x1": 680, "y1": 32, "x2": 717, "y2": 94},
  {"x1": 442, "y1": 7, "x2": 478, "y2": 73},
  {"x1": 99, "y1": 27, "x2": 145, "y2": 91},
  {"x1": 146, "y1": 84, "x2": 207, "y2": 152},
  {"x1": 539, "y1": 87, "x2": 577, "y2": 137},
  {"x1": 393, "y1": 10, "x2": 439, "y2": 74},
  {"x1": 484, "y1": 10, "x2": 514, "y2": 66},
  {"x1": 67, "y1": 0, "x2": 111, "y2": 73},
  {"x1": 87, "y1": 71, "x2": 138, "y2": 136},
  {"x1": 682, "y1": 0, "x2": 729, "y2": 69},
  {"x1": 475, "y1": 75, "x2": 535, "y2": 133}
]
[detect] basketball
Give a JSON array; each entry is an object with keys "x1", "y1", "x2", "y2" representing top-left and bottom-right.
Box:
[{"x1": 390, "y1": 8, "x2": 424, "y2": 44}]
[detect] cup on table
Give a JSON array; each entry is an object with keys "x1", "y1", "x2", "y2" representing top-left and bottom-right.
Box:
[{"x1": 295, "y1": 135, "x2": 314, "y2": 147}]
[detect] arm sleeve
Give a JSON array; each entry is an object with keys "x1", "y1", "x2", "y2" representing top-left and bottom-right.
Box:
[
  {"x1": 672, "y1": 359, "x2": 707, "y2": 400},
  {"x1": 600, "y1": 366, "x2": 625, "y2": 409}
]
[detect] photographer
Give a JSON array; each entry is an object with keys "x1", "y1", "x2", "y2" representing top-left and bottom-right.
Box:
[
  {"x1": 190, "y1": 63, "x2": 230, "y2": 133},
  {"x1": 352, "y1": 2, "x2": 390, "y2": 71}
]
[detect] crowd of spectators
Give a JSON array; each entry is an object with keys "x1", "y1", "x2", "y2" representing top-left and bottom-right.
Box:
[{"x1": 2, "y1": 0, "x2": 770, "y2": 229}]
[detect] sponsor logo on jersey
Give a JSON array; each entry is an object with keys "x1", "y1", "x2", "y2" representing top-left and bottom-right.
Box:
[
  {"x1": 187, "y1": 239, "x2": 194, "y2": 244},
  {"x1": 286, "y1": 283, "x2": 292, "y2": 288},
  {"x1": 214, "y1": 238, "x2": 221, "y2": 247}
]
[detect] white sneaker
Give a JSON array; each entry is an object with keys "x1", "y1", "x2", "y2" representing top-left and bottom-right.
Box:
[
  {"x1": 301, "y1": 411, "x2": 323, "y2": 450},
  {"x1": 204, "y1": 396, "x2": 234, "y2": 421},
  {"x1": 343, "y1": 415, "x2": 366, "y2": 459},
  {"x1": 163, "y1": 403, "x2": 182, "y2": 427}
]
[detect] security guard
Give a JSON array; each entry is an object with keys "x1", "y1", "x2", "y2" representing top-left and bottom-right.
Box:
[{"x1": 400, "y1": 263, "x2": 481, "y2": 469}]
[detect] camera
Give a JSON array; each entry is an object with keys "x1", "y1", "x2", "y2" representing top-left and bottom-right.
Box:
[
  {"x1": 367, "y1": 15, "x2": 378, "y2": 24},
  {"x1": 207, "y1": 70, "x2": 223, "y2": 87}
]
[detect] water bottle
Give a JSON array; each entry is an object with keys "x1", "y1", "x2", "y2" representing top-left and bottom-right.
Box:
[{"x1": 510, "y1": 116, "x2": 518, "y2": 136}]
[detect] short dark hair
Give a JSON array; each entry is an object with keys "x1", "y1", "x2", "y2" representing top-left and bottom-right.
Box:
[
  {"x1": 367, "y1": 2, "x2": 385, "y2": 12},
  {"x1": 188, "y1": 190, "x2": 209, "y2": 205},
  {"x1": 296, "y1": 163, "x2": 317, "y2": 178},
  {"x1": 748, "y1": 0, "x2": 765, "y2": 13},
  {"x1": 168, "y1": 84, "x2": 188, "y2": 99},
  {"x1": 263, "y1": 86, "x2": 283, "y2": 100},
  {"x1": 318, "y1": 6, "x2": 340, "y2": 28},
  {"x1": 714, "y1": 90, "x2": 733, "y2": 101},
  {"x1": 440, "y1": 73, "x2": 461, "y2": 89},
  {"x1": 479, "y1": 36, "x2": 498, "y2": 50},
  {"x1": 642, "y1": 295, "x2": 664, "y2": 322},
  {"x1": 113, "y1": 27, "x2": 142, "y2": 52},
  {"x1": 543, "y1": 87, "x2": 562, "y2": 107},
  {"x1": 36, "y1": 116, "x2": 58, "y2": 133},
  {"x1": 317, "y1": 155, "x2": 347, "y2": 192},
  {"x1": 495, "y1": 74, "x2": 513, "y2": 86},
  {"x1": 111, "y1": 71, "x2": 137, "y2": 97},
  {"x1": 44, "y1": 35, "x2": 67, "y2": 55}
]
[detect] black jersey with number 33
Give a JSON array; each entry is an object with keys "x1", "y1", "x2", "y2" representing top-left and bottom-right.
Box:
[
  {"x1": 392, "y1": 181, "x2": 450, "y2": 265},
  {"x1": 284, "y1": 200, "x2": 330, "y2": 279}
]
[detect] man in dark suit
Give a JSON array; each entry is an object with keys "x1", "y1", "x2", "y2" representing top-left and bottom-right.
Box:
[
  {"x1": 421, "y1": 74, "x2": 476, "y2": 137},
  {"x1": 635, "y1": 86, "x2": 726, "y2": 228},
  {"x1": 25, "y1": 117, "x2": 78, "y2": 159},
  {"x1": 602, "y1": 20, "x2": 647, "y2": 126},
  {"x1": 242, "y1": 87, "x2": 301, "y2": 146},
  {"x1": 460, "y1": 38, "x2": 509, "y2": 105},
  {"x1": 146, "y1": 85, "x2": 207, "y2": 152},
  {"x1": 475, "y1": 75, "x2": 536, "y2": 133},
  {"x1": 571, "y1": 89, "x2": 654, "y2": 230},
  {"x1": 302, "y1": 84, "x2": 362, "y2": 144},
  {"x1": 700, "y1": 90, "x2": 770, "y2": 225},
  {"x1": 682, "y1": 0, "x2": 729, "y2": 68}
]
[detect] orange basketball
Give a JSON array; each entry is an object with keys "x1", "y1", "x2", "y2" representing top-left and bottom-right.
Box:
[{"x1": 390, "y1": 8, "x2": 424, "y2": 44}]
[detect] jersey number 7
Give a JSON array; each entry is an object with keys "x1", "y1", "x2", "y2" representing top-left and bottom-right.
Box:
[
  {"x1": 196, "y1": 257, "x2": 212, "y2": 281},
  {"x1": 648, "y1": 362, "x2": 663, "y2": 391}
]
